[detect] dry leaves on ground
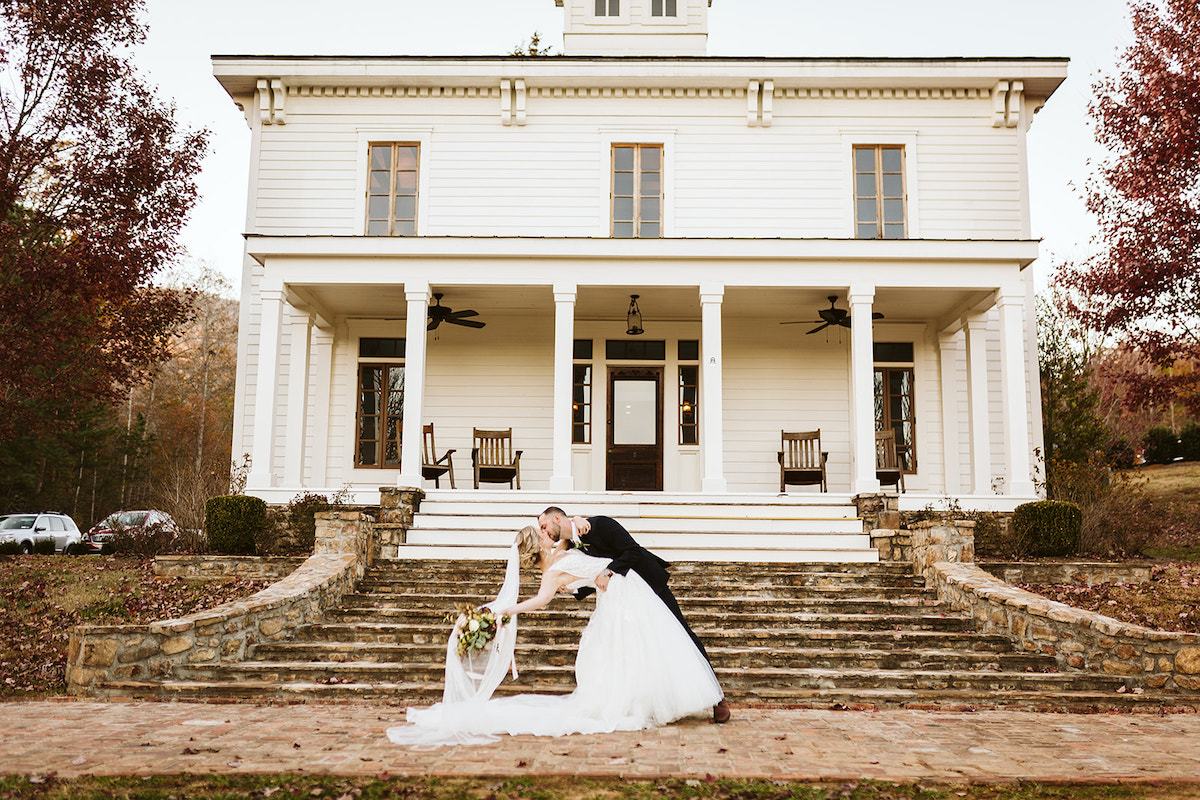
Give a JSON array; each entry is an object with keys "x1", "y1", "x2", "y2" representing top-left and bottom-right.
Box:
[{"x1": 1019, "y1": 562, "x2": 1200, "y2": 633}]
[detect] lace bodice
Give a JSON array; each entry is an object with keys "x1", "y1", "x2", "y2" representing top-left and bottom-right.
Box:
[{"x1": 547, "y1": 549, "x2": 612, "y2": 592}]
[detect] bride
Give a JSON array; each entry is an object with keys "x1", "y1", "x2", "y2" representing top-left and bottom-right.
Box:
[{"x1": 386, "y1": 524, "x2": 723, "y2": 747}]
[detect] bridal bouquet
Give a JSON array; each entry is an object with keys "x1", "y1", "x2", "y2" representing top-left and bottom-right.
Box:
[{"x1": 447, "y1": 604, "x2": 510, "y2": 658}]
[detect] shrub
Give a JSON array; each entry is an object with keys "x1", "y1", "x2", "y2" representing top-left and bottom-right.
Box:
[
  {"x1": 32, "y1": 539, "x2": 56, "y2": 555},
  {"x1": 205, "y1": 495, "x2": 267, "y2": 555},
  {"x1": 1045, "y1": 456, "x2": 1109, "y2": 505},
  {"x1": 0, "y1": 541, "x2": 21, "y2": 555},
  {"x1": 1180, "y1": 422, "x2": 1200, "y2": 463},
  {"x1": 110, "y1": 522, "x2": 178, "y2": 559},
  {"x1": 1013, "y1": 500, "x2": 1082, "y2": 557},
  {"x1": 1143, "y1": 426, "x2": 1180, "y2": 465},
  {"x1": 285, "y1": 492, "x2": 331, "y2": 552}
]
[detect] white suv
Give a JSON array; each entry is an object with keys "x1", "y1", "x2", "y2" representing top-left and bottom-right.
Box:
[{"x1": 0, "y1": 512, "x2": 84, "y2": 554}]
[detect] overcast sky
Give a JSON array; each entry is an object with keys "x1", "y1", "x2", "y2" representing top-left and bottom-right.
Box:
[{"x1": 136, "y1": 0, "x2": 1132, "y2": 292}]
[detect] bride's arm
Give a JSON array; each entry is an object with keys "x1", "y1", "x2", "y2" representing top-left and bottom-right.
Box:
[{"x1": 503, "y1": 570, "x2": 574, "y2": 618}]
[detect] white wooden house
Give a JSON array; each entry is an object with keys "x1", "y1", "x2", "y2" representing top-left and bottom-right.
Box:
[{"x1": 214, "y1": 0, "x2": 1064, "y2": 517}]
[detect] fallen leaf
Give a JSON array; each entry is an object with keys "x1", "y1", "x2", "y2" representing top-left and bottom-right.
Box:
[{"x1": 70, "y1": 756, "x2": 86, "y2": 766}]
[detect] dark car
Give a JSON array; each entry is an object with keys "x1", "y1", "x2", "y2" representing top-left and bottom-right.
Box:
[{"x1": 84, "y1": 510, "x2": 180, "y2": 554}]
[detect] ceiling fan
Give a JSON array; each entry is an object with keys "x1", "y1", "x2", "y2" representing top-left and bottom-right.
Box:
[
  {"x1": 427, "y1": 293, "x2": 485, "y2": 331},
  {"x1": 781, "y1": 295, "x2": 884, "y2": 335}
]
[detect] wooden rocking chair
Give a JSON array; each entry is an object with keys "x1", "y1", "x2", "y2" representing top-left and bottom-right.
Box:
[
  {"x1": 471, "y1": 428, "x2": 522, "y2": 489},
  {"x1": 875, "y1": 428, "x2": 906, "y2": 493},
  {"x1": 779, "y1": 430, "x2": 828, "y2": 492},
  {"x1": 421, "y1": 423, "x2": 456, "y2": 489}
]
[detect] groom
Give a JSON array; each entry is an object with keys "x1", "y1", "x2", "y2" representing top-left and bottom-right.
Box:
[{"x1": 537, "y1": 506, "x2": 731, "y2": 724}]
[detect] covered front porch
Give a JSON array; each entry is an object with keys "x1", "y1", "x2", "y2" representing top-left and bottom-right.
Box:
[{"x1": 238, "y1": 237, "x2": 1043, "y2": 512}]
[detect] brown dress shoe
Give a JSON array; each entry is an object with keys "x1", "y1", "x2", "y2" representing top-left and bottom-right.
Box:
[{"x1": 713, "y1": 699, "x2": 731, "y2": 724}]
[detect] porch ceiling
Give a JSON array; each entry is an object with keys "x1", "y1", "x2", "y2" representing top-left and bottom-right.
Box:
[{"x1": 290, "y1": 283, "x2": 993, "y2": 329}]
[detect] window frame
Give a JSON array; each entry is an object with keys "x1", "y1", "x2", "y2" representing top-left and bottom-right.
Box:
[
  {"x1": 611, "y1": 143, "x2": 664, "y2": 239},
  {"x1": 853, "y1": 144, "x2": 907, "y2": 240},
  {"x1": 678, "y1": 363, "x2": 699, "y2": 446},
  {"x1": 355, "y1": 361, "x2": 405, "y2": 469},
  {"x1": 873, "y1": 346, "x2": 917, "y2": 474},
  {"x1": 650, "y1": 0, "x2": 678, "y2": 17},
  {"x1": 840, "y1": 131, "x2": 920, "y2": 239},
  {"x1": 573, "y1": 363, "x2": 593, "y2": 445},
  {"x1": 354, "y1": 128, "x2": 432, "y2": 236}
]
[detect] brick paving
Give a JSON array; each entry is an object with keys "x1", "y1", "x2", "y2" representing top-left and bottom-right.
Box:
[{"x1": 3, "y1": 701, "x2": 1200, "y2": 782}]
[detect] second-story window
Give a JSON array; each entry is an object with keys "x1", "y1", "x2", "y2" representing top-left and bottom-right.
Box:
[
  {"x1": 595, "y1": 0, "x2": 619, "y2": 15},
  {"x1": 651, "y1": 0, "x2": 677, "y2": 16},
  {"x1": 367, "y1": 143, "x2": 419, "y2": 236},
  {"x1": 613, "y1": 144, "x2": 662, "y2": 239},
  {"x1": 854, "y1": 145, "x2": 905, "y2": 240}
]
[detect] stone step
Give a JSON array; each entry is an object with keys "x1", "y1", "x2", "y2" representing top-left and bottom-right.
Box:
[
  {"x1": 354, "y1": 579, "x2": 931, "y2": 598},
  {"x1": 336, "y1": 593, "x2": 943, "y2": 615},
  {"x1": 105, "y1": 677, "x2": 1190, "y2": 713},
  {"x1": 287, "y1": 623, "x2": 1013, "y2": 650},
  {"x1": 173, "y1": 660, "x2": 1124, "y2": 696},
  {"x1": 390, "y1": 544, "x2": 881, "y2": 562},
  {"x1": 323, "y1": 606, "x2": 970, "y2": 629},
  {"x1": 358, "y1": 571, "x2": 927, "y2": 591},
  {"x1": 249, "y1": 641, "x2": 1048, "y2": 672},
  {"x1": 411, "y1": 514, "x2": 867, "y2": 535},
  {"x1": 372, "y1": 560, "x2": 916, "y2": 576}
]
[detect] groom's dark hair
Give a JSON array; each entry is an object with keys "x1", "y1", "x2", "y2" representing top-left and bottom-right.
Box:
[{"x1": 541, "y1": 506, "x2": 567, "y2": 519}]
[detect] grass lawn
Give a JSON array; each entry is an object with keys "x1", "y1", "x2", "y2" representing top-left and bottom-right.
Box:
[
  {"x1": 0, "y1": 556, "x2": 269, "y2": 698},
  {"x1": 1140, "y1": 461, "x2": 1200, "y2": 562},
  {"x1": 2, "y1": 775, "x2": 1198, "y2": 800}
]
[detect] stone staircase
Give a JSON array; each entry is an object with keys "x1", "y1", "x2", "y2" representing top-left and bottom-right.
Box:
[{"x1": 136, "y1": 559, "x2": 1177, "y2": 711}]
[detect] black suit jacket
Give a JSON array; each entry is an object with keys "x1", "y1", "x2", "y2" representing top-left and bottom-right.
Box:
[{"x1": 576, "y1": 515, "x2": 670, "y2": 591}]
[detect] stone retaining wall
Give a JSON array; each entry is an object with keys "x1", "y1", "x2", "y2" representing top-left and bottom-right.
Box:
[
  {"x1": 154, "y1": 556, "x2": 308, "y2": 582},
  {"x1": 978, "y1": 561, "x2": 1154, "y2": 586},
  {"x1": 66, "y1": 510, "x2": 375, "y2": 697},
  {"x1": 906, "y1": 522, "x2": 1200, "y2": 696}
]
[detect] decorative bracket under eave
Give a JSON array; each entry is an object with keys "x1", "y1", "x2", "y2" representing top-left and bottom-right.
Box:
[
  {"x1": 747, "y1": 80, "x2": 772, "y2": 127},
  {"x1": 991, "y1": 80, "x2": 1022, "y2": 128},
  {"x1": 500, "y1": 79, "x2": 528, "y2": 126},
  {"x1": 256, "y1": 78, "x2": 287, "y2": 125}
]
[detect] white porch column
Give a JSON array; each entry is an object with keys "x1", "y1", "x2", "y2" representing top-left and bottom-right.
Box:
[
  {"x1": 937, "y1": 329, "x2": 963, "y2": 495},
  {"x1": 282, "y1": 308, "x2": 313, "y2": 487},
  {"x1": 848, "y1": 285, "x2": 880, "y2": 495},
  {"x1": 699, "y1": 283, "x2": 727, "y2": 494},
  {"x1": 247, "y1": 281, "x2": 285, "y2": 490},
  {"x1": 998, "y1": 287, "x2": 1037, "y2": 496},
  {"x1": 398, "y1": 282, "x2": 430, "y2": 490},
  {"x1": 964, "y1": 313, "x2": 994, "y2": 494},
  {"x1": 309, "y1": 326, "x2": 334, "y2": 489},
  {"x1": 550, "y1": 285, "x2": 577, "y2": 493}
]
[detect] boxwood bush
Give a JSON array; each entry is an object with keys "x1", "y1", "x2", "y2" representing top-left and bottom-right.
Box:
[
  {"x1": 0, "y1": 541, "x2": 22, "y2": 556},
  {"x1": 1143, "y1": 425, "x2": 1180, "y2": 465},
  {"x1": 1013, "y1": 500, "x2": 1082, "y2": 557},
  {"x1": 1180, "y1": 421, "x2": 1200, "y2": 463},
  {"x1": 205, "y1": 495, "x2": 267, "y2": 555}
]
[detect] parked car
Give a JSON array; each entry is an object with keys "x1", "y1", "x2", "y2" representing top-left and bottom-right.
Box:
[
  {"x1": 0, "y1": 512, "x2": 84, "y2": 554},
  {"x1": 84, "y1": 510, "x2": 180, "y2": 554}
]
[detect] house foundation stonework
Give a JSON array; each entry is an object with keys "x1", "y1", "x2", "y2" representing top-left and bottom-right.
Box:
[{"x1": 214, "y1": 1, "x2": 1064, "y2": 510}]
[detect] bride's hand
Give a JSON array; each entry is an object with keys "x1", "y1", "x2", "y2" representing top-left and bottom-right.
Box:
[{"x1": 573, "y1": 516, "x2": 591, "y2": 535}]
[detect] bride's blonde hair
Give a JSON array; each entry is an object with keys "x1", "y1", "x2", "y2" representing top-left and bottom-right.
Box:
[{"x1": 515, "y1": 525, "x2": 541, "y2": 570}]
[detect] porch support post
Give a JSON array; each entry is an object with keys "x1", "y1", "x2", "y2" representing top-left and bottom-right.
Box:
[
  {"x1": 964, "y1": 313, "x2": 993, "y2": 494},
  {"x1": 998, "y1": 286, "x2": 1036, "y2": 496},
  {"x1": 937, "y1": 329, "x2": 962, "y2": 495},
  {"x1": 309, "y1": 326, "x2": 334, "y2": 489},
  {"x1": 282, "y1": 308, "x2": 313, "y2": 488},
  {"x1": 848, "y1": 284, "x2": 880, "y2": 495},
  {"x1": 700, "y1": 283, "x2": 727, "y2": 494},
  {"x1": 550, "y1": 284, "x2": 577, "y2": 493},
  {"x1": 397, "y1": 282, "x2": 430, "y2": 490},
  {"x1": 247, "y1": 280, "x2": 285, "y2": 490}
]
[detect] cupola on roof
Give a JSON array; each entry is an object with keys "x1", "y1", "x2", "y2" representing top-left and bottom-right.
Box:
[{"x1": 554, "y1": 0, "x2": 711, "y2": 56}]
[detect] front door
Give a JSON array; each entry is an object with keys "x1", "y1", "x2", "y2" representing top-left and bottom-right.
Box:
[{"x1": 607, "y1": 367, "x2": 663, "y2": 491}]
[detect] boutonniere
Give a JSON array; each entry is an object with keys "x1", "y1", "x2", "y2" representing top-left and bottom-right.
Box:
[{"x1": 569, "y1": 536, "x2": 588, "y2": 550}]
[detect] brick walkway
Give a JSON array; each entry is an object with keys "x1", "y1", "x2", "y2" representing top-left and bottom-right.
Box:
[{"x1": 3, "y1": 701, "x2": 1200, "y2": 782}]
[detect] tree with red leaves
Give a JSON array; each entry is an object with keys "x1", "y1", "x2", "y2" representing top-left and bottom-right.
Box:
[
  {"x1": 0, "y1": 0, "x2": 207, "y2": 501},
  {"x1": 1060, "y1": 0, "x2": 1200, "y2": 415}
]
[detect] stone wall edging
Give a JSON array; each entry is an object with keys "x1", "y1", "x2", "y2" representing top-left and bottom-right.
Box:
[
  {"x1": 66, "y1": 510, "x2": 376, "y2": 696},
  {"x1": 977, "y1": 561, "x2": 1154, "y2": 587},
  {"x1": 154, "y1": 555, "x2": 308, "y2": 582},
  {"x1": 904, "y1": 523, "x2": 1200, "y2": 695}
]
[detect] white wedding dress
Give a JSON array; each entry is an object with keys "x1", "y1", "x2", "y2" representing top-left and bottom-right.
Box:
[{"x1": 387, "y1": 548, "x2": 722, "y2": 748}]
